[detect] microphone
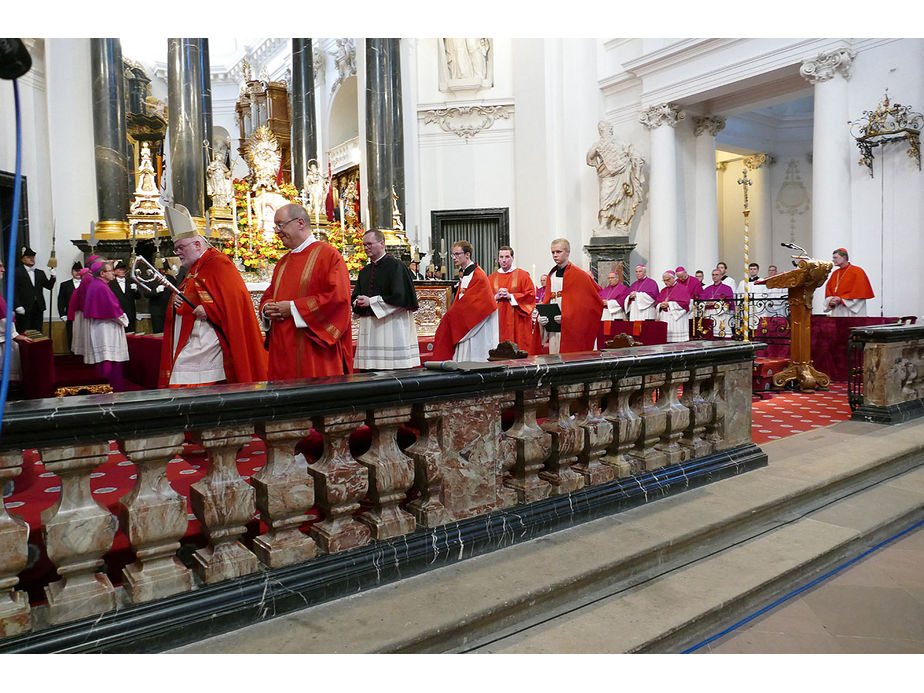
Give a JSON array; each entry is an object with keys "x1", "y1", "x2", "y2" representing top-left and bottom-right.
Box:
[
  {"x1": 0, "y1": 39, "x2": 32, "y2": 80},
  {"x1": 424, "y1": 360, "x2": 460, "y2": 371},
  {"x1": 780, "y1": 242, "x2": 796, "y2": 249}
]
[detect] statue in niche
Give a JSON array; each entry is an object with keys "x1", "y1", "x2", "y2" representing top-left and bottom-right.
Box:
[
  {"x1": 586, "y1": 121, "x2": 646, "y2": 236},
  {"x1": 304, "y1": 159, "x2": 328, "y2": 222},
  {"x1": 206, "y1": 151, "x2": 235, "y2": 209},
  {"x1": 440, "y1": 38, "x2": 492, "y2": 92}
]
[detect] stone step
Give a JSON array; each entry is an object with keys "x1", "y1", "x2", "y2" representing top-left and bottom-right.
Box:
[{"x1": 169, "y1": 417, "x2": 924, "y2": 654}]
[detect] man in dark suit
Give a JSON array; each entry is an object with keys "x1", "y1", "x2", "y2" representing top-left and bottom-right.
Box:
[
  {"x1": 57, "y1": 261, "x2": 83, "y2": 352},
  {"x1": 13, "y1": 246, "x2": 55, "y2": 333},
  {"x1": 108, "y1": 259, "x2": 140, "y2": 332}
]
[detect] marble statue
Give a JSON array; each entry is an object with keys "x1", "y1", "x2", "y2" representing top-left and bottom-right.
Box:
[
  {"x1": 244, "y1": 126, "x2": 282, "y2": 191},
  {"x1": 206, "y1": 152, "x2": 234, "y2": 209},
  {"x1": 305, "y1": 160, "x2": 328, "y2": 222},
  {"x1": 443, "y1": 38, "x2": 490, "y2": 81},
  {"x1": 586, "y1": 121, "x2": 646, "y2": 235}
]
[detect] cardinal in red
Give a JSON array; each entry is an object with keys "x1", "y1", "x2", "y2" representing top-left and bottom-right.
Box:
[
  {"x1": 158, "y1": 205, "x2": 267, "y2": 387},
  {"x1": 537, "y1": 238, "x2": 604, "y2": 354},
  {"x1": 260, "y1": 204, "x2": 354, "y2": 380},
  {"x1": 824, "y1": 247, "x2": 874, "y2": 317},
  {"x1": 488, "y1": 245, "x2": 537, "y2": 354},
  {"x1": 431, "y1": 240, "x2": 498, "y2": 361}
]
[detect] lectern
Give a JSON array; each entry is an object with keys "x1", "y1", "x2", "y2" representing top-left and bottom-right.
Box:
[{"x1": 764, "y1": 258, "x2": 833, "y2": 390}]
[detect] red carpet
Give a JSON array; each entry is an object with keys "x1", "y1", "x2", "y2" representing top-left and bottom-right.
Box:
[{"x1": 751, "y1": 381, "x2": 851, "y2": 445}]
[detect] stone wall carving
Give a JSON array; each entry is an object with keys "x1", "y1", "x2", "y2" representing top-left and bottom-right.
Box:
[
  {"x1": 800, "y1": 48, "x2": 856, "y2": 84},
  {"x1": 421, "y1": 104, "x2": 513, "y2": 141},
  {"x1": 639, "y1": 103, "x2": 686, "y2": 130}
]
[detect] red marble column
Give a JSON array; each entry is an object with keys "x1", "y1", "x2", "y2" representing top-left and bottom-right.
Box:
[
  {"x1": 357, "y1": 406, "x2": 417, "y2": 540},
  {"x1": 573, "y1": 380, "x2": 615, "y2": 486},
  {"x1": 188, "y1": 427, "x2": 259, "y2": 584},
  {"x1": 40, "y1": 442, "x2": 118, "y2": 625},
  {"x1": 119, "y1": 433, "x2": 192, "y2": 603},
  {"x1": 252, "y1": 419, "x2": 318, "y2": 568},
  {"x1": 405, "y1": 402, "x2": 448, "y2": 528},
  {"x1": 540, "y1": 383, "x2": 585, "y2": 494},
  {"x1": 308, "y1": 412, "x2": 372, "y2": 553},
  {"x1": 503, "y1": 388, "x2": 552, "y2": 503},
  {"x1": 0, "y1": 451, "x2": 31, "y2": 637}
]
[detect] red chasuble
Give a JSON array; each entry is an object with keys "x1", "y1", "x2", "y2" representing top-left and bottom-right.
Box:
[
  {"x1": 260, "y1": 240, "x2": 354, "y2": 380},
  {"x1": 158, "y1": 247, "x2": 268, "y2": 387},
  {"x1": 825, "y1": 264, "x2": 874, "y2": 300},
  {"x1": 488, "y1": 268, "x2": 537, "y2": 354},
  {"x1": 431, "y1": 264, "x2": 497, "y2": 361},
  {"x1": 541, "y1": 264, "x2": 605, "y2": 353}
]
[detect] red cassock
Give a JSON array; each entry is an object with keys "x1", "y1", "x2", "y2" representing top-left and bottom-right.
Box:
[
  {"x1": 431, "y1": 265, "x2": 497, "y2": 361},
  {"x1": 541, "y1": 264, "x2": 605, "y2": 353},
  {"x1": 158, "y1": 247, "x2": 268, "y2": 387},
  {"x1": 488, "y1": 268, "x2": 537, "y2": 354},
  {"x1": 825, "y1": 264, "x2": 874, "y2": 300},
  {"x1": 260, "y1": 240, "x2": 354, "y2": 380}
]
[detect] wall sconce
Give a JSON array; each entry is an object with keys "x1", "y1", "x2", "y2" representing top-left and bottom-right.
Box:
[{"x1": 849, "y1": 91, "x2": 922, "y2": 177}]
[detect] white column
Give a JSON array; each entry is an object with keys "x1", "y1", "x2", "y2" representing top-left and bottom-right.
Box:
[
  {"x1": 743, "y1": 153, "x2": 774, "y2": 274},
  {"x1": 45, "y1": 39, "x2": 98, "y2": 258},
  {"x1": 801, "y1": 48, "x2": 855, "y2": 312},
  {"x1": 693, "y1": 116, "x2": 724, "y2": 274},
  {"x1": 641, "y1": 103, "x2": 685, "y2": 277}
]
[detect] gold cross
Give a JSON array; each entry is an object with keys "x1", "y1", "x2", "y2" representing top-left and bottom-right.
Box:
[{"x1": 737, "y1": 169, "x2": 752, "y2": 207}]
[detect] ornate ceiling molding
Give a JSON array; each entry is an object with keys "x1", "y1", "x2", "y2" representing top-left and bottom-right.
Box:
[
  {"x1": 639, "y1": 103, "x2": 686, "y2": 130},
  {"x1": 420, "y1": 104, "x2": 513, "y2": 141},
  {"x1": 799, "y1": 48, "x2": 856, "y2": 84}
]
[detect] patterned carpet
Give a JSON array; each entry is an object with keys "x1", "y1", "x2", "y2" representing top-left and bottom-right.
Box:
[{"x1": 751, "y1": 381, "x2": 852, "y2": 445}]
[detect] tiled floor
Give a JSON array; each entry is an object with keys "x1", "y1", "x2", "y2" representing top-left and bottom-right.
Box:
[{"x1": 700, "y1": 523, "x2": 924, "y2": 653}]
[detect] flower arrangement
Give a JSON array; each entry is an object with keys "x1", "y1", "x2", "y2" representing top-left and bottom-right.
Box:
[
  {"x1": 220, "y1": 178, "x2": 299, "y2": 272},
  {"x1": 326, "y1": 220, "x2": 368, "y2": 276}
]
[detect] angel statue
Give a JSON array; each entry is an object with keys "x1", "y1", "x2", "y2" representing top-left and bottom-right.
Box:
[{"x1": 586, "y1": 121, "x2": 646, "y2": 235}]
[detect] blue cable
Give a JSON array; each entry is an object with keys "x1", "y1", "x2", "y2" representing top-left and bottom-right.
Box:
[
  {"x1": 1, "y1": 78, "x2": 24, "y2": 444},
  {"x1": 682, "y1": 518, "x2": 924, "y2": 653}
]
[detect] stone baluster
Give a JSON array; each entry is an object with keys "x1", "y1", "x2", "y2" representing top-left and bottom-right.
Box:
[
  {"x1": 308, "y1": 412, "x2": 372, "y2": 553},
  {"x1": 601, "y1": 376, "x2": 644, "y2": 478},
  {"x1": 39, "y1": 442, "x2": 117, "y2": 625},
  {"x1": 252, "y1": 420, "x2": 317, "y2": 569},
  {"x1": 540, "y1": 383, "x2": 585, "y2": 494},
  {"x1": 503, "y1": 388, "x2": 552, "y2": 503},
  {"x1": 573, "y1": 380, "x2": 615, "y2": 486},
  {"x1": 0, "y1": 451, "x2": 30, "y2": 637},
  {"x1": 655, "y1": 369, "x2": 691, "y2": 465},
  {"x1": 680, "y1": 366, "x2": 715, "y2": 458},
  {"x1": 405, "y1": 402, "x2": 448, "y2": 528},
  {"x1": 188, "y1": 428, "x2": 258, "y2": 584},
  {"x1": 118, "y1": 434, "x2": 191, "y2": 603},
  {"x1": 703, "y1": 365, "x2": 726, "y2": 449},
  {"x1": 496, "y1": 393, "x2": 518, "y2": 508},
  {"x1": 357, "y1": 407, "x2": 417, "y2": 540},
  {"x1": 627, "y1": 373, "x2": 669, "y2": 471}
]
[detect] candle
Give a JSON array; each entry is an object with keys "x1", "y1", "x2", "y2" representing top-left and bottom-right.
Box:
[{"x1": 246, "y1": 191, "x2": 252, "y2": 228}]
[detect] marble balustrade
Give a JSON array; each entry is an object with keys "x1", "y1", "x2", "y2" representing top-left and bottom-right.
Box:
[
  {"x1": 0, "y1": 341, "x2": 760, "y2": 642},
  {"x1": 850, "y1": 323, "x2": 924, "y2": 424}
]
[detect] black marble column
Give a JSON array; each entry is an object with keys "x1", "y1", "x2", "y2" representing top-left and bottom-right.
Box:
[
  {"x1": 365, "y1": 38, "x2": 393, "y2": 230},
  {"x1": 167, "y1": 38, "x2": 206, "y2": 220},
  {"x1": 291, "y1": 39, "x2": 318, "y2": 194},
  {"x1": 388, "y1": 38, "x2": 405, "y2": 229},
  {"x1": 196, "y1": 39, "x2": 213, "y2": 210},
  {"x1": 90, "y1": 38, "x2": 130, "y2": 232}
]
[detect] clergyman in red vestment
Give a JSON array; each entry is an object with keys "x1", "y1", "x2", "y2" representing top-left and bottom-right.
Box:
[
  {"x1": 260, "y1": 203, "x2": 354, "y2": 380},
  {"x1": 431, "y1": 240, "x2": 498, "y2": 362},
  {"x1": 158, "y1": 204, "x2": 267, "y2": 387},
  {"x1": 824, "y1": 248, "x2": 874, "y2": 317},
  {"x1": 488, "y1": 245, "x2": 537, "y2": 354},
  {"x1": 537, "y1": 238, "x2": 604, "y2": 354}
]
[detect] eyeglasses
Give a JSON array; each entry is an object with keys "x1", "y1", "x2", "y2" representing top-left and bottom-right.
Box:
[{"x1": 274, "y1": 218, "x2": 298, "y2": 232}]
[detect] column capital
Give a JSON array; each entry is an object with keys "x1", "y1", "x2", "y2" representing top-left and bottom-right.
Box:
[
  {"x1": 743, "y1": 152, "x2": 775, "y2": 170},
  {"x1": 693, "y1": 115, "x2": 726, "y2": 137},
  {"x1": 800, "y1": 48, "x2": 856, "y2": 84},
  {"x1": 640, "y1": 103, "x2": 686, "y2": 130}
]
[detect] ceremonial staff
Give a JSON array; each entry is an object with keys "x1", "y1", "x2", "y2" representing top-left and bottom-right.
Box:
[
  {"x1": 737, "y1": 169, "x2": 752, "y2": 343},
  {"x1": 46, "y1": 218, "x2": 57, "y2": 335}
]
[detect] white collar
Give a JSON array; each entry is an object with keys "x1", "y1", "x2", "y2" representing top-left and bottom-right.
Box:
[
  {"x1": 291, "y1": 233, "x2": 317, "y2": 253},
  {"x1": 498, "y1": 265, "x2": 517, "y2": 274}
]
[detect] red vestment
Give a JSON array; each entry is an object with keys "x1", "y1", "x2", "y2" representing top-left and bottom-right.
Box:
[
  {"x1": 825, "y1": 264, "x2": 874, "y2": 300},
  {"x1": 541, "y1": 264, "x2": 604, "y2": 353},
  {"x1": 260, "y1": 240, "x2": 354, "y2": 380},
  {"x1": 431, "y1": 265, "x2": 497, "y2": 361},
  {"x1": 158, "y1": 247, "x2": 267, "y2": 387},
  {"x1": 488, "y1": 268, "x2": 537, "y2": 354}
]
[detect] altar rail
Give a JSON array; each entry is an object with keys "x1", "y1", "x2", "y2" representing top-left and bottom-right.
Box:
[
  {"x1": 690, "y1": 295, "x2": 790, "y2": 346},
  {"x1": 0, "y1": 341, "x2": 765, "y2": 652},
  {"x1": 848, "y1": 323, "x2": 924, "y2": 424}
]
